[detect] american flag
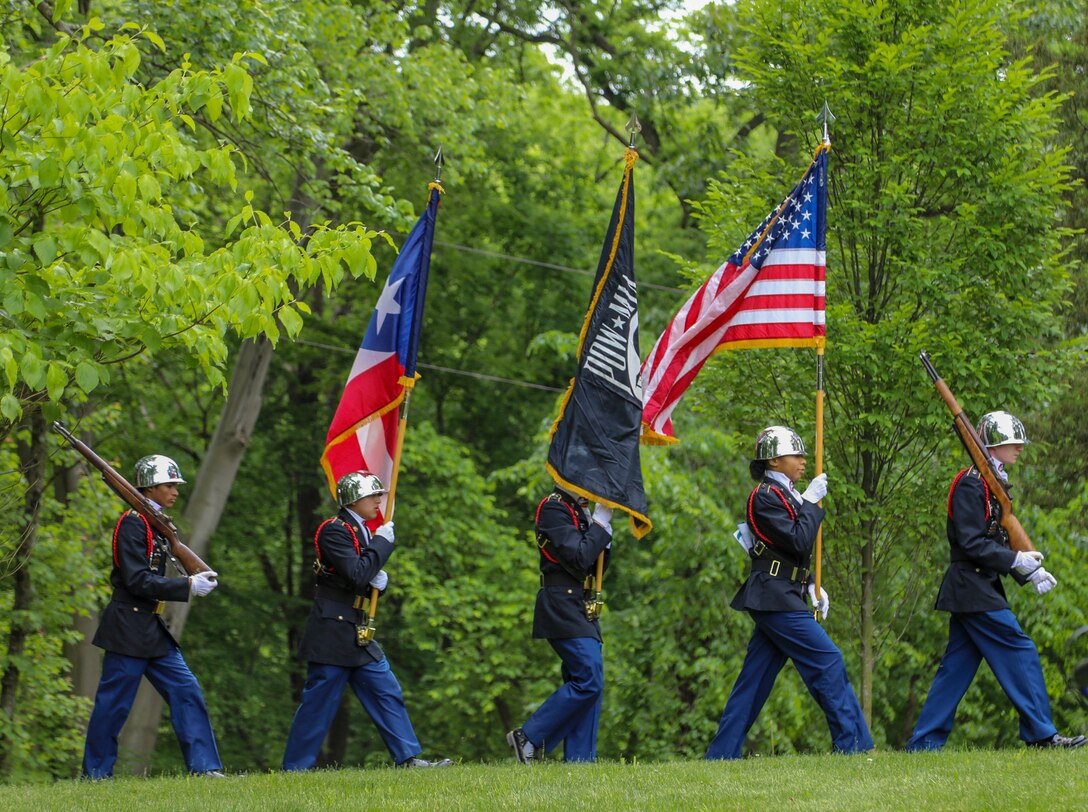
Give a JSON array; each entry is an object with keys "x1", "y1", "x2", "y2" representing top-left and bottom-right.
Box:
[
  {"x1": 320, "y1": 185, "x2": 440, "y2": 522},
  {"x1": 641, "y1": 146, "x2": 828, "y2": 444}
]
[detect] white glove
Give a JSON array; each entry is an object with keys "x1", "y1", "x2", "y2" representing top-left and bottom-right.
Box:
[
  {"x1": 592, "y1": 504, "x2": 613, "y2": 536},
  {"x1": 189, "y1": 570, "x2": 219, "y2": 598},
  {"x1": 1012, "y1": 550, "x2": 1044, "y2": 576},
  {"x1": 733, "y1": 522, "x2": 755, "y2": 553},
  {"x1": 369, "y1": 570, "x2": 389, "y2": 591},
  {"x1": 373, "y1": 521, "x2": 395, "y2": 543},
  {"x1": 807, "y1": 582, "x2": 829, "y2": 620},
  {"x1": 800, "y1": 473, "x2": 828, "y2": 504},
  {"x1": 1028, "y1": 567, "x2": 1057, "y2": 595}
]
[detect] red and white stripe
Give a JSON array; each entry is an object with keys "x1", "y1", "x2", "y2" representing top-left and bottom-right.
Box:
[
  {"x1": 320, "y1": 349, "x2": 405, "y2": 524},
  {"x1": 641, "y1": 247, "x2": 825, "y2": 443}
]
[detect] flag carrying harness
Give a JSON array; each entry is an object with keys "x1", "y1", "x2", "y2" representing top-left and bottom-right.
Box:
[{"x1": 746, "y1": 484, "x2": 810, "y2": 583}]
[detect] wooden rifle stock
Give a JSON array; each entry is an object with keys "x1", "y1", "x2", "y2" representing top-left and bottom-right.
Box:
[
  {"x1": 51, "y1": 421, "x2": 214, "y2": 574},
  {"x1": 918, "y1": 353, "x2": 1035, "y2": 553}
]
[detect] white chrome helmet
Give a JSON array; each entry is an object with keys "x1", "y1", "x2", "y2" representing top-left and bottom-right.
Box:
[
  {"x1": 336, "y1": 471, "x2": 386, "y2": 506},
  {"x1": 977, "y1": 411, "x2": 1029, "y2": 448},
  {"x1": 753, "y1": 426, "x2": 806, "y2": 461},
  {"x1": 134, "y1": 455, "x2": 186, "y2": 488}
]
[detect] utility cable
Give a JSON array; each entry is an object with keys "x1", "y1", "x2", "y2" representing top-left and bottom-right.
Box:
[
  {"x1": 389, "y1": 232, "x2": 689, "y2": 294},
  {"x1": 295, "y1": 339, "x2": 566, "y2": 393}
]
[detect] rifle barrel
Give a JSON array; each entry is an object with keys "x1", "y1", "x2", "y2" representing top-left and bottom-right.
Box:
[{"x1": 919, "y1": 351, "x2": 939, "y2": 383}]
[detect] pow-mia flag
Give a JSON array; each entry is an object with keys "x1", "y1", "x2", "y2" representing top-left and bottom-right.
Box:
[{"x1": 546, "y1": 148, "x2": 651, "y2": 538}]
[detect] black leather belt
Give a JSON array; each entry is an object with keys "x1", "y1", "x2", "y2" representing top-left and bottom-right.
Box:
[
  {"x1": 750, "y1": 558, "x2": 810, "y2": 583},
  {"x1": 540, "y1": 573, "x2": 590, "y2": 588},
  {"x1": 315, "y1": 583, "x2": 367, "y2": 610},
  {"x1": 111, "y1": 594, "x2": 165, "y2": 615}
]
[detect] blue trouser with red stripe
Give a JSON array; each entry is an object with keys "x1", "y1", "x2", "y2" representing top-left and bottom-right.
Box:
[
  {"x1": 282, "y1": 658, "x2": 421, "y2": 770},
  {"x1": 906, "y1": 609, "x2": 1056, "y2": 750},
  {"x1": 522, "y1": 637, "x2": 604, "y2": 762},
  {"x1": 83, "y1": 647, "x2": 222, "y2": 778},
  {"x1": 706, "y1": 610, "x2": 872, "y2": 759}
]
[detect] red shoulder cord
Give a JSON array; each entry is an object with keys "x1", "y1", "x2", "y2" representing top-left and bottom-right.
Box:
[
  {"x1": 313, "y1": 518, "x2": 362, "y2": 572},
  {"x1": 535, "y1": 495, "x2": 579, "y2": 564},
  {"x1": 947, "y1": 468, "x2": 991, "y2": 522},
  {"x1": 112, "y1": 511, "x2": 153, "y2": 568},
  {"x1": 747, "y1": 484, "x2": 796, "y2": 546}
]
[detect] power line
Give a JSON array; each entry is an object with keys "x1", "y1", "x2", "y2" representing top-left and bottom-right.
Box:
[
  {"x1": 390, "y1": 232, "x2": 689, "y2": 294},
  {"x1": 295, "y1": 339, "x2": 566, "y2": 393},
  {"x1": 303, "y1": 234, "x2": 691, "y2": 395}
]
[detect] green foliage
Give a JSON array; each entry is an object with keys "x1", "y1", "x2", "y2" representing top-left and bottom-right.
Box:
[
  {"x1": 0, "y1": 27, "x2": 380, "y2": 435},
  {"x1": 0, "y1": 408, "x2": 117, "y2": 780},
  {"x1": 1006, "y1": 0, "x2": 1088, "y2": 506}
]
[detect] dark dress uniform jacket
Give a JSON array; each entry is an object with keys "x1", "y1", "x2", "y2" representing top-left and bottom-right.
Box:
[
  {"x1": 935, "y1": 467, "x2": 1026, "y2": 613},
  {"x1": 731, "y1": 478, "x2": 824, "y2": 613},
  {"x1": 298, "y1": 509, "x2": 394, "y2": 667},
  {"x1": 93, "y1": 511, "x2": 191, "y2": 659},
  {"x1": 533, "y1": 491, "x2": 612, "y2": 642}
]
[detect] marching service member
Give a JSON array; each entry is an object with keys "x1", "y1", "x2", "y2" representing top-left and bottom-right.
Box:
[
  {"x1": 506, "y1": 485, "x2": 613, "y2": 764},
  {"x1": 706, "y1": 426, "x2": 872, "y2": 760},
  {"x1": 282, "y1": 471, "x2": 452, "y2": 770},
  {"x1": 82, "y1": 454, "x2": 223, "y2": 779},
  {"x1": 907, "y1": 412, "x2": 1085, "y2": 751}
]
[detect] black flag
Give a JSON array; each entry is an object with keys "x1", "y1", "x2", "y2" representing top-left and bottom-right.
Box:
[{"x1": 546, "y1": 149, "x2": 651, "y2": 538}]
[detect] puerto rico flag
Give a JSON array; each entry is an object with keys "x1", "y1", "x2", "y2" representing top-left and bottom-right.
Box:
[
  {"x1": 641, "y1": 145, "x2": 828, "y2": 444},
  {"x1": 320, "y1": 185, "x2": 441, "y2": 517}
]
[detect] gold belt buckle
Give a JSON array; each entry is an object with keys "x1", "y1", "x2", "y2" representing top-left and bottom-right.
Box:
[
  {"x1": 769, "y1": 560, "x2": 781, "y2": 577},
  {"x1": 353, "y1": 595, "x2": 366, "y2": 610},
  {"x1": 154, "y1": 601, "x2": 166, "y2": 615}
]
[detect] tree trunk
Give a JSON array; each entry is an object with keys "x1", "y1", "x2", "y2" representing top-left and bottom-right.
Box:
[
  {"x1": 0, "y1": 410, "x2": 46, "y2": 776},
  {"x1": 66, "y1": 613, "x2": 102, "y2": 701},
  {"x1": 60, "y1": 432, "x2": 102, "y2": 704},
  {"x1": 860, "y1": 532, "x2": 875, "y2": 726},
  {"x1": 857, "y1": 443, "x2": 876, "y2": 726},
  {"x1": 116, "y1": 336, "x2": 275, "y2": 774}
]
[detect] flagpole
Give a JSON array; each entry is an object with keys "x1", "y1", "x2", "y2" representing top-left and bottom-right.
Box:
[
  {"x1": 581, "y1": 114, "x2": 644, "y2": 619},
  {"x1": 813, "y1": 103, "x2": 834, "y2": 622},
  {"x1": 813, "y1": 347, "x2": 825, "y2": 621},
  {"x1": 360, "y1": 391, "x2": 411, "y2": 638},
  {"x1": 361, "y1": 148, "x2": 444, "y2": 642}
]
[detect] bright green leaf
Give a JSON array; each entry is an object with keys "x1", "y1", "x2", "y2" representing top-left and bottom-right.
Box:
[
  {"x1": 143, "y1": 30, "x2": 167, "y2": 53},
  {"x1": 278, "y1": 304, "x2": 303, "y2": 337},
  {"x1": 45, "y1": 363, "x2": 67, "y2": 401},
  {"x1": 33, "y1": 235, "x2": 57, "y2": 265},
  {"x1": 0, "y1": 394, "x2": 20, "y2": 421},
  {"x1": 74, "y1": 362, "x2": 100, "y2": 393}
]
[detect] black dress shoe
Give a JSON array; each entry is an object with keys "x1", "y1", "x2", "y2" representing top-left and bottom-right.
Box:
[
  {"x1": 506, "y1": 728, "x2": 536, "y2": 764},
  {"x1": 196, "y1": 770, "x2": 227, "y2": 777},
  {"x1": 397, "y1": 757, "x2": 453, "y2": 768},
  {"x1": 1029, "y1": 733, "x2": 1087, "y2": 749}
]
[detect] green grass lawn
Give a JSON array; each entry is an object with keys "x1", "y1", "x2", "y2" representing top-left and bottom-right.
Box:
[{"x1": 1, "y1": 749, "x2": 1085, "y2": 811}]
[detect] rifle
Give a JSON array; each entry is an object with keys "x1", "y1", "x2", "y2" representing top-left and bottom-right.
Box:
[
  {"x1": 918, "y1": 352, "x2": 1035, "y2": 553},
  {"x1": 52, "y1": 421, "x2": 214, "y2": 575}
]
